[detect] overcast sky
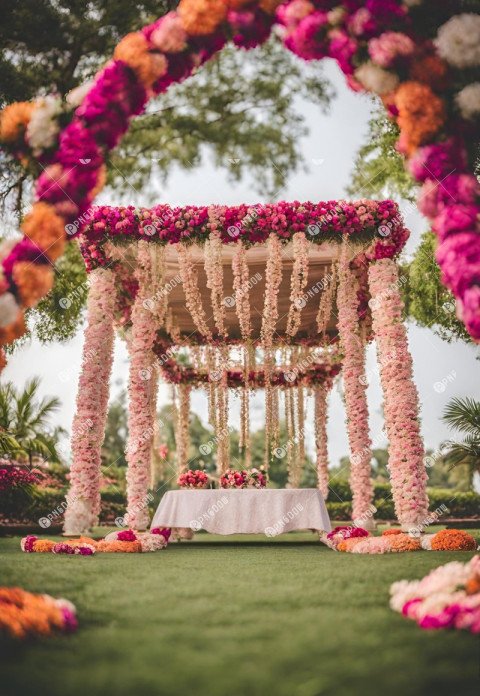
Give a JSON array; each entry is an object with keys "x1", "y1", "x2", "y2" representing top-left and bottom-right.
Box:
[{"x1": 4, "y1": 60, "x2": 480, "y2": 469}]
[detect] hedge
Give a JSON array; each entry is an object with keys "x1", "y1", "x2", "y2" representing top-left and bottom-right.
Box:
[{"x1": 1, "y1": 483, "x2": 479, "y2": 526}]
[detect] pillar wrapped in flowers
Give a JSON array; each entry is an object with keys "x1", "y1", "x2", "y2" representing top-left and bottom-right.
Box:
[
  {"x1": 314, "y1": 385, "x2": 329, "y2": 499},
  {"x1": 337, "y1": 246, "x2": 374, "y2": 525},
  {"x1": 368, "y1": 258, "x2": 429, "y2": 529},
  {"x1": 64, "y1": 268, "x2": 116, "y2": 534},
  {"x1": 125, "y1": 242, "x2": 159, "y2": 530}
]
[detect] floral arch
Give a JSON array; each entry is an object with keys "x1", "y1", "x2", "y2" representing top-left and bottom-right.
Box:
[{"x1": 0, "y1": 1, "x2": 479, "y2": 347}]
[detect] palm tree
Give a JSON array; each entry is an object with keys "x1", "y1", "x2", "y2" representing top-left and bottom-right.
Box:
[
  {"x1": 442, "y1": 397, "x2": 480, "y2": 485},
  {"x1": 0, "y1": 378, "x2": 66, "y2": 465}
]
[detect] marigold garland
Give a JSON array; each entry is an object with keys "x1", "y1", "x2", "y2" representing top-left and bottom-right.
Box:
[{"x1": 431, "y1": 529, "x2": 477, "y2": 552}]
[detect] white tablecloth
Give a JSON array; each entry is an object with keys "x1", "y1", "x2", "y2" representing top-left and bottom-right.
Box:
[{"x1": 150, "y1": 488, "x2": 331, "y2": 536}]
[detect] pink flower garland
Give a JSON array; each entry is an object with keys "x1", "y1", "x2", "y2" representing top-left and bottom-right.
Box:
[
  {"x1": 125, "y1": 242, "x2": 159, "y2": 530},
  {"x1": 314, "y1": 385, "x2": 330, "y2": 499},
  {"x1": 64, "y1": 268, "x2": 116, "y2": 534},
  {"x1": 337, "y1": 245, "x2": 374, "y2": 523},
  {"x1": 368, "y1": 258, "x2": 428, "y2": 528}
]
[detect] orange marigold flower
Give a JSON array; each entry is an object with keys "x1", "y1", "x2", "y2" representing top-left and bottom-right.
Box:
[
  {"x1": 259, "y1": 0, "x2": 282, "y2": 13},
  {"x1": 389, "y1": 533, "x2": 422, "y2": 552},
  {"x1": 0, "y1": 102, "x2": 35, "y2": 144},
  {"x1": 410, "y1": 53, "x2": 449, "y2": 91},
  {"x1": 465, "y1": 576, "x2": 480, "y2": 595},
  {"x1": 337, "y1": 537, "x2": 363, "y2": 552},
  {"x1": 114, "y1": 33, "x2": 168, "y2": 87},
  {"x1": 431, "y1": 529, "x2": 477, "y2": 551},
  {"x1": 21, "y1": 201, "x2": 66, "y2": 262},
  {"x1": 395, "y1": 81, "x2": 445, "y2": 154},
  {"x1": 227, "y1": 0, "x2": 254, "y2": 7},
  {"x1": 32, "y1": 540, "x2": 55, "y2": 553},
  {"x1": 0, "y1": 311, "x2": 26, "y2": 346},
  {"x1": 12, "y1": 261, "x2": 54, "y2": 308},
  {"x1": 382, "y1": 528, "x2": 403, "y2": 536},
  {"x1": 0, "y1": 348, "x2": 6, "y2": 372},
  {"x1": 178, "y1": 0, "x2": 228, "y2": 36},
  {"x1": 96, "y1": 540, "x2": 142, "y2": 553}
]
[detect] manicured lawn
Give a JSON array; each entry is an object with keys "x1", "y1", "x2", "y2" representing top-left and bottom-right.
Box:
[{"x1": 1, "y1": 530, "x2": 479, "y2": 696}]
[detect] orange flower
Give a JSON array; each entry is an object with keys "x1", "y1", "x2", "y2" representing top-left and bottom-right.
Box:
[
  {"x1": 259, "y1": 0, "x2": 282, "y2": 13},
  {"x1": 410, "y1": 53, "x2": 449, "y2": 91},
  {"x1": 32, "y1": 540, "x2": 55, "y2": 553},
  {"x1": 465, "y1": 576, "x2": 480, "y2": 595},
  {"x1": 431, "y1": 529, "x2": 477, "y2": 551},
  {"x1": 114, "y1": 33, "x2": 167, "y2": 88},
  {"x1": 389, "y1": 533, "x2": 421, "y2": 552},
  {"x1": 0, "y1": 348, "x2": 6, "y2": 372},
  {"x1": 96, "y1": 540, "x2": 142, "y2": 553},
  {"x1": 395, "y1": 81, "x2": 445, "y2": 155},
  {"x1": 227, "y1": 0, "x2": 254, "y2": 7},
  {"x1": 178, "y1": 0, "x2": 227, "y2": 36},
  {"x1": 0, "y1": 102, "x2": 34, "y2": 144},
  {"x1": 382, "y1": 528, "x2": 403, "y2": 536},
  {"x1": 337, "y1": 537, "x2": 363, "y2": 552},
  {"x1": 12, "y1": 261, "x2": 54, "y2": 308},
  {"x1": 0, "y1": 311, "x2": 26, "y2": 346},
  {"x1": 21, "y1": 201, "x2": 66, "y2": 261},
  {"x1": 91, "y1": 164, "x2": 107, "y2": 199}
]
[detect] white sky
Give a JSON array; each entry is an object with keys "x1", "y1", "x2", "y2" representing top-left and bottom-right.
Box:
[{"x1": 4, "y1": 59, "x2": 480, "y2": 467}]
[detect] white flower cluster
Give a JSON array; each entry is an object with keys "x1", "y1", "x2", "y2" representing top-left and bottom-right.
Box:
[
  {"x1": 26, "y1": 95, "x2": 62, "y2": 152},
  {"x1": 456, "y1": 82, "x2": 480, "y2": 120},
  {"x1": 355, "y1": 62, "x2": 399, "y2": 95},
  {"x1": 436, "y1": 14, "x2": 480, "y2": 68}
]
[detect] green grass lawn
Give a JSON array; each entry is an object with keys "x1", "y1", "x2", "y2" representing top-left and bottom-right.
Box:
[{"x1": 1, "y1": 530, "x2": 479, "y2": 696}]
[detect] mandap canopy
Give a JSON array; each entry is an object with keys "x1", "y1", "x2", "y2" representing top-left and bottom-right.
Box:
[{"x1": 63, "y1": 199, "x2": 428, "y2": 535}]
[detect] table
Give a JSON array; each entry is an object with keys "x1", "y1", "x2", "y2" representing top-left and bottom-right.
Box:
[{"x1": 150, "y1": 488, "x2": 331, "y2": 536}]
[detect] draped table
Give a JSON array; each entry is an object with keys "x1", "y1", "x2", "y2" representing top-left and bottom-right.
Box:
[{"x1": 151, "y1": 488, "x2": 331, "y2": 537}]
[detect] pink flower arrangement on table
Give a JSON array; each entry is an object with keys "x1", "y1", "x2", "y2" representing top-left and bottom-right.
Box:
[
  {"x1": 220, "y1": 469, "x2": 249, "y2": 489},
  {"x1": 177, "y1": 469, "x2": 209, "y2": 489},
  {"x1": 219, "y1": 468, "x2": 268, "y2": 489},
  {"x1": 390, "y1": 556, "x2": 480, "y2": 634}
]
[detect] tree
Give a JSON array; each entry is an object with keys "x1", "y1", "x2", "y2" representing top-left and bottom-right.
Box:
[
  {"x1": 0, "y1": 377, "x2": 66, "y2": 465},
  {"x1": 441, "y1": 397, "x2": 480, "y2": 487},
  {"x1": 347, "y1": 103, "x2": 416, "y2": 203},
  {"x1": 402, "y1": 231, "x2": 471, "y2": 343}
]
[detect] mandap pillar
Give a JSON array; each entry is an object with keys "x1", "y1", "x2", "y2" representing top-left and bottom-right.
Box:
[
  {"x1": 368, "y1": 258, "x2": 429, "y2": 530},
  {"x1": 124, "y1": 242, "x2": 159, "y2": 530},
  {"x1": 314, "y1": 385, "x2": 330, "y2": 499},
  {"x1": 64, "y1": 268, "x2": 116, "y2": 534},
  {"x1": 337, "y1": 245, "x2": 375, "y2": 527}
]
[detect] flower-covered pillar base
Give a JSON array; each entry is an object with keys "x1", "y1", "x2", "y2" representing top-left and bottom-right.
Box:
[
  {"x1": 337, "y1": 245, "x2": 375, "y2": 527},
  {"x1": 64, "y1": 268, "x2": 116, "y2": 535},
  {"x1": 368, "y1": 258, "x2": 429, "y2": 530},
  {"x1": 314, "y1": 385, "x2": 329, "y2": 499},
  {"x1": 125, "y1": 242, "x2": 159, "y2": 530}
]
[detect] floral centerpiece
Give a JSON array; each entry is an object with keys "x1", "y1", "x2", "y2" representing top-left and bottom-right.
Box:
[
  {"x1": 220, "y1": 469, "x2": 249, "y2": 489},
  {"x1": 247, "y1": 467, "x2": 268, "y2": 489},
  {"x1": 390, "y1": 556, "x2": 480, "y2": 634},
  {"x1": 177, "y1": 469, "x2": 209, "y2": 489}
]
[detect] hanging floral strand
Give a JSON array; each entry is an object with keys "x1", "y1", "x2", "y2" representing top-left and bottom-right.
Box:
[
  {"x1": 177, "y1": 243, "x2": 212, "y2": 340},
  {"x1": 204, "y1": 215, "x2": 227, "y2": 338},
  {"x1": 286, "y1": 231, "x2": 309, "y2": 337},
  {"x1": 316, "y1": 261, "x2": 338, "y2": 337},
  {"x1": 176, "y1": 383, "x2": 191, "y2": 474},
  {"x1": 261, "y1": 234, "x2": 283, "y2": 465}
]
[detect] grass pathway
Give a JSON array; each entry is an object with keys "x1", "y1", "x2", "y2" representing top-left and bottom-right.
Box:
[{"x1": 0, "y1": 532, "x2": 478, "y2": 696}]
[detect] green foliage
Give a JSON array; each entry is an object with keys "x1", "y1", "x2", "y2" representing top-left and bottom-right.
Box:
[
  {"x1": 441, "y1": 397, "x2": 480, "y2": 482},
  {"x1": 0, "y1": 378, "x2": 66, "y2": 465},
  {"x1": 347, "y1": 103, "x2": 415, "y2": 202},
  {"x1": 102, "y1": 389, "x2": 129, "y2": 469},
  {"x1": 403, "y1": 231, "x2": 471, "y2": 342},
  {"x1": 112, "y1": 38, "x2": 333, "y2": 201}
]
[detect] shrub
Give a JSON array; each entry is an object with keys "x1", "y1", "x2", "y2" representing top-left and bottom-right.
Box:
[{"x1": 326, "y1": 502, "x2": 352, "y2": 520}]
